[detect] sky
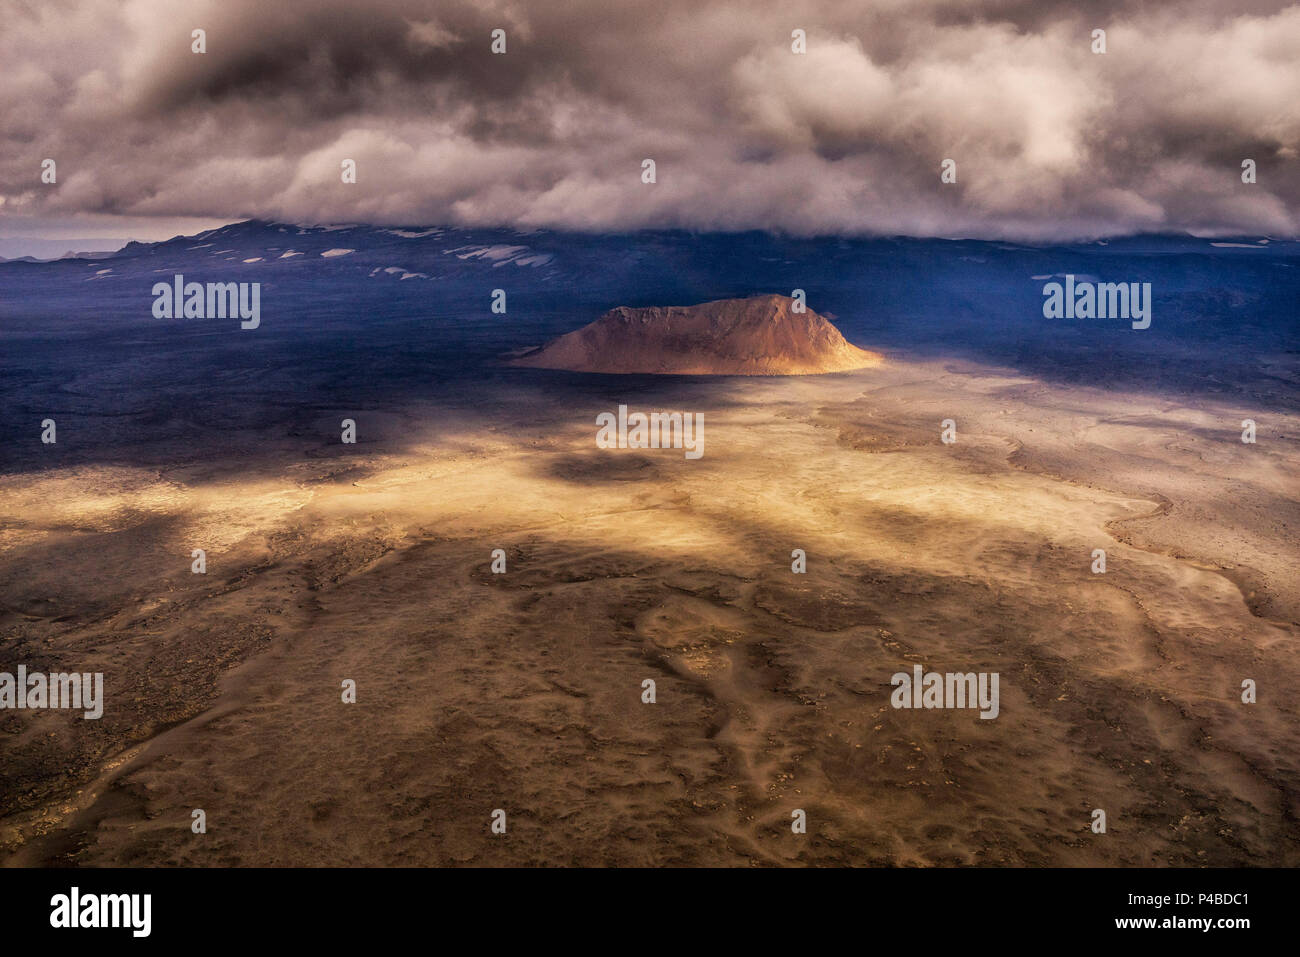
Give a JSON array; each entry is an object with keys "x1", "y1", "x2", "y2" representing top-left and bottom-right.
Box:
[{"x1": 1, "y1": 0, "x2": 1297, "y2": 251}]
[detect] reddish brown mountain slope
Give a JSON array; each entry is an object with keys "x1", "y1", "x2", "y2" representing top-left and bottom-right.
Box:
[{"x1": 511, "y1": 294, "x2": 881, "y2": 375}]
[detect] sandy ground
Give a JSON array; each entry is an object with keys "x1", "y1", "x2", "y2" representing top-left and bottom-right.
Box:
[{"x1": 1, "y1": 356, "x2": 1297, "y2": 866}]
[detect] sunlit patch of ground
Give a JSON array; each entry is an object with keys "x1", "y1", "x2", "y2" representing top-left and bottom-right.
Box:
[{"x1": 1, "y1": 356, "x2": 1297, "y2": 866}]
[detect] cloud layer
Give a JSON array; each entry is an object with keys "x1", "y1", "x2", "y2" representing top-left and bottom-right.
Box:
[{"x1": 2, "y1": 0, "x2": 1297, "y2": 239}]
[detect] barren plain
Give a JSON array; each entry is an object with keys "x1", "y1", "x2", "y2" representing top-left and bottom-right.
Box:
[{"x1": 2, "y1": 355, "x2": 1296, "y2": 866}]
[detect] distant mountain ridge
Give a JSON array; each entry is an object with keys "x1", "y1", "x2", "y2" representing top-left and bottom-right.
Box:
[
  {"x1": 0, "y1": 238, "x2": 128, "y2": 261},
  {"x1": 2, "y1": 219, "x2": 1295, "y2": 409}
]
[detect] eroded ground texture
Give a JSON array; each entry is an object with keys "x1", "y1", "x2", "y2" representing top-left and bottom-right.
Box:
[{"x1": 3, "y1": 358, "x2": 1297, "y2": 866}]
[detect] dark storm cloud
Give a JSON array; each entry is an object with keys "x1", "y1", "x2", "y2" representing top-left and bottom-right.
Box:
[{"x1": 1, "y1": 0, "x2": 1297, "y2": 239}]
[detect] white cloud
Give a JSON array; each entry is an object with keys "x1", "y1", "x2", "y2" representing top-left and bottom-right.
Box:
[{"x1": 0, "y1": 0, "x2": 1296, "y2": 240}]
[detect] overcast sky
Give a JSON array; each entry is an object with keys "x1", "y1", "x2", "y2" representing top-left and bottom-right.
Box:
[{"x1": 2, "y1": 0, "x2": 1297, "y2": 245}]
